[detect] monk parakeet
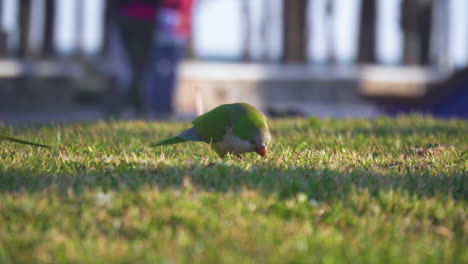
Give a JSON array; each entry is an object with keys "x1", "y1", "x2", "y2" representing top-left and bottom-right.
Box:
[{"x1": 151, "y1": 103, "x2": 271, "y2": 158}]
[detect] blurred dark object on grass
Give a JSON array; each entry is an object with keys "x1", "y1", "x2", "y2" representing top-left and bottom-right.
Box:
[{"x1": 363, "y1": 67, "x2": 468, "y2": 118}]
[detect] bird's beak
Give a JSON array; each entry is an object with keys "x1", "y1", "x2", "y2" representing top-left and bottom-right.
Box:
[{"x1": 255, "y1": 147, "x2": 267, "y2": 157}]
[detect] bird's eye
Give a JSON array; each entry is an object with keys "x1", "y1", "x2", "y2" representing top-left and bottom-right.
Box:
[{"x1": 249, "y1": 140, "x2": 255, "y2": 145}]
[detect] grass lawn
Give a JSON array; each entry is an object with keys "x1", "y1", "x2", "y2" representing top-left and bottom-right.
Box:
[{"x1": 0, "y1": 116, "x2": 467, "y2": 263}]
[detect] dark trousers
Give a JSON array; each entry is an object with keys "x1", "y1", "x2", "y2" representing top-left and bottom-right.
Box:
[
  {"x1": 148, "y1": 42, "x2": 185, "y2": 115},
  {"x1": 116, "y1": 17, "x2": 154, "y2": 116}
]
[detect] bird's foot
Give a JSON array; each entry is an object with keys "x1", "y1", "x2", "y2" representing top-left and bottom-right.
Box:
[{"x1": 235, "y1": 153, "x2": 246, "y2": 160}]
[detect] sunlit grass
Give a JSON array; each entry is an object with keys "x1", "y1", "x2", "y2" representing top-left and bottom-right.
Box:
[{"x1": 0, "y1": 116, "x2": 467, "y2": 263}]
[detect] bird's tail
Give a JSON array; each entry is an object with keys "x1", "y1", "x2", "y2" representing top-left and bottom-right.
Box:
[
  {"x1": 150, "y1": 136, "x2": 186, "y2": 147},
  {"x1": 0, "y1": 134, "x2": 51, "y2": 148},
  {"x1": 151, "y1": 127, "x2": 202, "y2": 147}
]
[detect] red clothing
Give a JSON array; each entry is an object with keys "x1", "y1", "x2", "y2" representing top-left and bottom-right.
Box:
[
  {"x1": 120, "y1": 1, "x2": 158, "y2": 21},
  {"x1": 159, "y1": 0, "x2": 194, "y2": 39}
]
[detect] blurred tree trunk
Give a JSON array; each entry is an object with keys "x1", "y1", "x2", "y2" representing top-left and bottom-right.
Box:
[
  {"x1": 43, "y1": 0, "x2": 56, "y2": 58},
  {"x1": 241, "y1": 0, "x2": 252, "y2": 61},
  {"x1": 101, "y1": 0, "x2": 113, "y2": 57},
  {"x1": 75, "y1": 0, "x2": 85, "y2": 57},
  {"x1": 401, "y1": 0, "x2": 420, "y2": 65},
  {"x1": 18, "y1": 0, "x2": 32, "y2": 57},
  {"x1": 259, "y1": 0, "x2": 269, "y2": 61},
  {"x1": 259, "y1": 0, "x2": 277, "y2": 61},
  {"x1": 185, "y1": 36, "x2": 196, "y2": 59},
  {"x1": 324, "y1": 0, "x2": 335, "y2": 64},
  {"x1": 282, "y1": 0, "x2": 307, "y2": 63},
  {"x1": 430, "y1": 0, "x2": 449, "y2": 70},
  {"x1": 358, "y1": 0, "x2": 376, "y2": 63},
  {"x1": 418, "y1": 1, "x2": 432, "y2": 65},
  {"x1": 401, "y1": 0, "x2": 433, "y2": 65},
  {"x1": 0, "y1": 0, "x2": 7, "y2": 57},
  {"x1": 185, "y1": 0, "x2": 195, "y2": 60}
]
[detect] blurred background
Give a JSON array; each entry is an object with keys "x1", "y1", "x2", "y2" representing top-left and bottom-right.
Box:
[{"x1": 0, "y1": 0, "x2": 466, "y2": 124}]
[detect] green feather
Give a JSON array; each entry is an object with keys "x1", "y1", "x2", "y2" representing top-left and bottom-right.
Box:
[{"x1": 192, "y1": 104, "x2": 232, "y2": 143}]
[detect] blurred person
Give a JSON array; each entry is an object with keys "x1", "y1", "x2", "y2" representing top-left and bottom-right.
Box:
[
  {"x1": 109, "y1": 0, "x2": 160, "y2": 117},
  {"x1": 147, "y1": 0, "x2": 195, "y2": 117}
]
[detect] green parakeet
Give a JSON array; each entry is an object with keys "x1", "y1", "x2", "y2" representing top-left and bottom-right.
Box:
[{"x1": 151, "y1": 103, "x2": 271, "y2": 158}]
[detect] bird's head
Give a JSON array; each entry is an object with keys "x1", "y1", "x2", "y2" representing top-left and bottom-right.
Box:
[
  {"x1": 231, "y1": 103, "x2": 271, "y2": 157},
  {"x1": 248, "y1": 129, "x2": 271, "y2": 157}
]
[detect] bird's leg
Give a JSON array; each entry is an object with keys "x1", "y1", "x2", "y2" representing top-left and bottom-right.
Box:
[{"x1": 235, "y1": 153, "x2": 246, "y2": 160}]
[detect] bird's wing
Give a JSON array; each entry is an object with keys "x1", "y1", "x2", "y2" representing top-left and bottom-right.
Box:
[{"x1": 192, "y1": 104, "x2": 232, "y2": 143}]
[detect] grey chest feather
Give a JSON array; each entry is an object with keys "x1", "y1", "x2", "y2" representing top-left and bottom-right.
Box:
[{"x1": 215, "y1": 128, "x2": 254, "y2": 154}]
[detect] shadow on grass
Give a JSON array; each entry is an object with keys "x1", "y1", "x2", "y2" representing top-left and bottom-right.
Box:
[
  {"x1": 306, "y1": 119, "x2": 466, "y2": 139},
  {"x1": 0, "y1": 161, "x2": 465, "y2": 201}
]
